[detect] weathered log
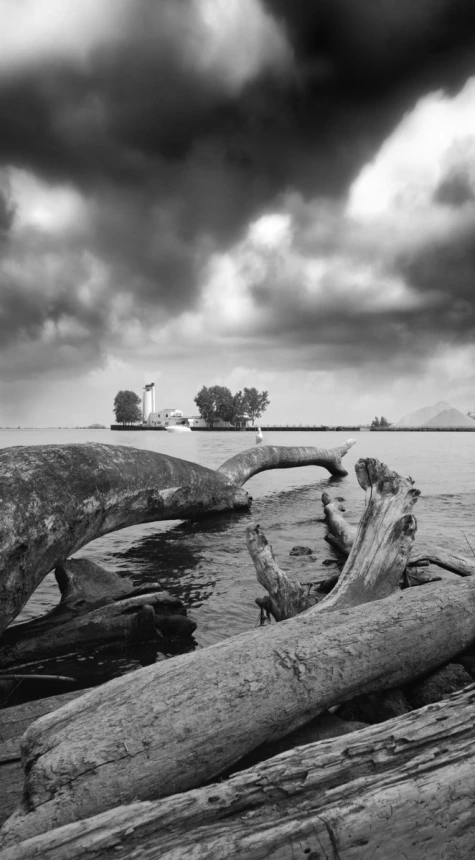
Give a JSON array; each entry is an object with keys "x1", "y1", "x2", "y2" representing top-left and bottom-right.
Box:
[
  {"x1": 3, "y1": 578, "x2": 475, "y2": 845},
  {"x1": 0, "y1": 558, "x2": 193, "y2": 668},
  {"x1": 250, "y1": 458, "x2": 419, "y2": 621},
  {"x1": 3, "y1": 683, "x2": 475, "y2": 860},
  {"x1": 0, "y1": 558, "x2": 196, "y2": 668},
  {"x1": 321, "y1": 490, "x2": 475, "y2": 580},
  {"x1": 322, "y1": 491, "x2": 357, "y2": 554},
  {"x1": 217, "y1": 437, "x2": 356, "y2": 484},
  {"x1": 0, "y1": 594, "x2": 195, "y2": 669},
  {"x1": 316, "y1": 458, "x2": 419, "y2": 611},
  {"x1": 246, "y1": 524, "x2": 313, "y2": 620},
  {"x1": 0, "y1": 440, "x2": 354, "y2": 634},
  {"x1": 408, "y1": 544, "x2": 475, "y2": 576},
  {"x1": 0, "y1": 691, "x2": 87, "y2": 828}
]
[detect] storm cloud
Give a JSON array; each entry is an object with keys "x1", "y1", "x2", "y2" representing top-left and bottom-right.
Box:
[{"x1": 2, "y1": 0, "x2": 475, "y2": 423}]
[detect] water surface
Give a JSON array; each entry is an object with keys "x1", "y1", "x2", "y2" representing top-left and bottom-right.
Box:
[{"x1": 2, "y1": 428, "x2": 474, "y2": 689}]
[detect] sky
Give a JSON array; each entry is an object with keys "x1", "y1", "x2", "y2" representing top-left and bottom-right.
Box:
[{"x1": 2, "y1": 0, "x2": 475, "y2": 427}]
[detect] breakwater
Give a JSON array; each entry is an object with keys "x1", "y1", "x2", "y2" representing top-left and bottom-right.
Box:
[{"x1": 110, "y1": 424, "x2": 362, "y2": 432}]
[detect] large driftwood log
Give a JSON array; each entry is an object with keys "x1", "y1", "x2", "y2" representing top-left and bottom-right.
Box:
[
  {"x1": 4, "y1": 683, "x2": 475, "y2": 860},
  {"x1": 0, "y1": 559, "x2": 194, "y2": 669},
  {"x1": 0, "y1": 440, "x2": 355, "y2": 635},
  {"x1": 2, "y1": 578, "x2": 475, "y2": 845}
]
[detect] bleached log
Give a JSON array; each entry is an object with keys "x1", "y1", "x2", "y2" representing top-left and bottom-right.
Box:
[
  {"x1": 321, "y1": 491, "x2": 356, "y2": 555},
  {"x1": 321, "y1": 489, "x2": 475, "y2": 581},
  {"x1": 246, "y1": 524, "x2": 313, "y2": 621},
  {"x1": 248, "y1": 458, "x2": 419, "y2": 622},
  {"x1": 217, "y1": 438, "x2": 356, "y2": 485},
  {"x1": 311, "y1": 458, "x2": 419, "y2": 611},
  {"x1": 408, "y1": 544, "x2": 475, "y2": 577},
  {"x1": 3, "y1": 578, "x2": 475, "y2": 845},
  {"x1": 0, "y1": 440, "x2": 355, "y2": 635}
]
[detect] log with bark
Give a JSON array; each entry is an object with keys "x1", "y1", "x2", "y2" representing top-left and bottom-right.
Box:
[
  {"x1": 3, "y1": 457, "x2": 475, "y2": 846},
  {"x1": 3, "y1": 682, "x2": 475, "y2": 860},
  {"x1": 0, "y1": 439, "x2": 355, "y2": 635},
  {"x1": 0, "y1": 558, "x2": 195, "y2": 669}
]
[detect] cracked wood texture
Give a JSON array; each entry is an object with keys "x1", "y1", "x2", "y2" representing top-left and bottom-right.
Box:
[
  {"x1": 3, "y1": 578, "x2": 475, "y2": 845},
  {"x1": 0, "y1": 440, "x2": 354, "y2": 635},
  {"x1": 248, "y1": 458, "x2": 419, "y2": 622},
  {"x1": 3, "y1": 683, "x2": 475, "y2": 859},
  {"x1": 316, "y1": 458, "x2": 420, "y2": 611},
  {"x1": 246, "y1": 523, "x2": 313, "y2": 621}
]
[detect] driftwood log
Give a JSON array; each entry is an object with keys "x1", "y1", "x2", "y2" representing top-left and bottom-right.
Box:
[
  {"x1": 248, "y1": 457, "x2": 419, "y2": 621},
  {"x1": 4, "y1": 457, "x2": 475, "y2": 845},
  {"x1": 0, "y1": 559, "x2": 195, "y2": 669},
  {"x1": 320, "y1": 486, "x2": 475, "y2": 579},
  {"x1": 0, "y1": 439, "x2": 355, "y2": 635},
  {"x1": 3, "y1": 580, "x2": 475, "y2": 846},
  {"x1": 3, "y1": 683, "x2": 475, "y2": 860}
]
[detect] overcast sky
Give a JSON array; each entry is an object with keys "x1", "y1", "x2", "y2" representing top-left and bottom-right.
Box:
[{"x1": 2, "y1": 0, "x2": 475, "y2": 426}]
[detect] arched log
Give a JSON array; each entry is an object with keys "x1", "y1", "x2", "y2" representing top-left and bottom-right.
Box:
[
  {"x1": 0, "y1": 441, "x2": 355, "y2": 635},
  {"x1": 217, "y1": 438, "x2": 356, "y2": 485}
]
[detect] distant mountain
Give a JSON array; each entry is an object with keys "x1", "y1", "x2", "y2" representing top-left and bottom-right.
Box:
[
  {"x1": 392, "y1": 401, "x2": 452, "y2": 428},
  {"x1": 423, "y1": 408, "x2": 475, "y2": 428}
]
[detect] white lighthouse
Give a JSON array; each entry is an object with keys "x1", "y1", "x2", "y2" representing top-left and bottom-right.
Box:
[{"x1": 142, "y1": 383, "x2": 155, "y2": 423}]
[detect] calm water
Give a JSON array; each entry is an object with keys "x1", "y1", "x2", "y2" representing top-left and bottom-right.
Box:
[{"x1": 2, "y1": 427, "x2": 475, "y2": 688}]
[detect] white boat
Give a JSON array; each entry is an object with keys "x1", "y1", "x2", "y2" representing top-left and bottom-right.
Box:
[{"x1": 165, "y1": 424, "x2": 192, "y2": 433}]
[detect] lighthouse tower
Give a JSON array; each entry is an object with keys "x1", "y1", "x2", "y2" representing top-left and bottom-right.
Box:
[{"x1": 142, "y1": 383, "x2": 155, "y2": 423}]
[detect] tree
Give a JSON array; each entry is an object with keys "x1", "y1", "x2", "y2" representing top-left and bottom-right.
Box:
[
  {"x1": 113, "y1": 390, "x2": 141, "y2": 424},
  {"x1": 371, "y1": 416, "x2": 390, "y2": 429},
  {"x1": 194, "y1": 386, "x2": 236, "y2": 426},
  {"x1": 242, "y1": 388, "x2": 270, "y2": 425}
]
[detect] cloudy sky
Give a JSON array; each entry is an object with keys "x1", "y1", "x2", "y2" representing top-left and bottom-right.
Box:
[{"x1": 2, "y1": 0, "x2": 475, "y2": 427}]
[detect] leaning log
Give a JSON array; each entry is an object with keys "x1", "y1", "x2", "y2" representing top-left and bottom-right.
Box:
[
  {"x1": 246, "y1": 524, "x2": 314, "y2": 621},
  {"x1": 2, "y1": 578, "x2": 475, "y2": 845},
  {"x1": 0, "y1": 440, "x2": 355, "y2": 634},
  {"x1": 4, "y1": 683, "x2": 475, "y2": 860}
]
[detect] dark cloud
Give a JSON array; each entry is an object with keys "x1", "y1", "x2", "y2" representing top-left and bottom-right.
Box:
[{"x1": 2, "y1": 0, "x2": 475, "y2": 381}]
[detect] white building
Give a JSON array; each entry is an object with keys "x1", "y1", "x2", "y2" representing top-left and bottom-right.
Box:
[
  {"x1": 147, "y1": 408, "x2": 189, "y2": 428},
  {"x1": 142, "y1": 383, "x2": 156, "y2": 422}
]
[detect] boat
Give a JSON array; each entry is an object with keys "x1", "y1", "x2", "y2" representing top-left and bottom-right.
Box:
[{"x1": 165, "y1": 424, "x2": 192, "y2": 433}]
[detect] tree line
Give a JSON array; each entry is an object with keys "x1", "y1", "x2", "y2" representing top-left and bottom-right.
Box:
[{"x1": 113, "y1": 386, "x2": 270, "y2": 426}]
